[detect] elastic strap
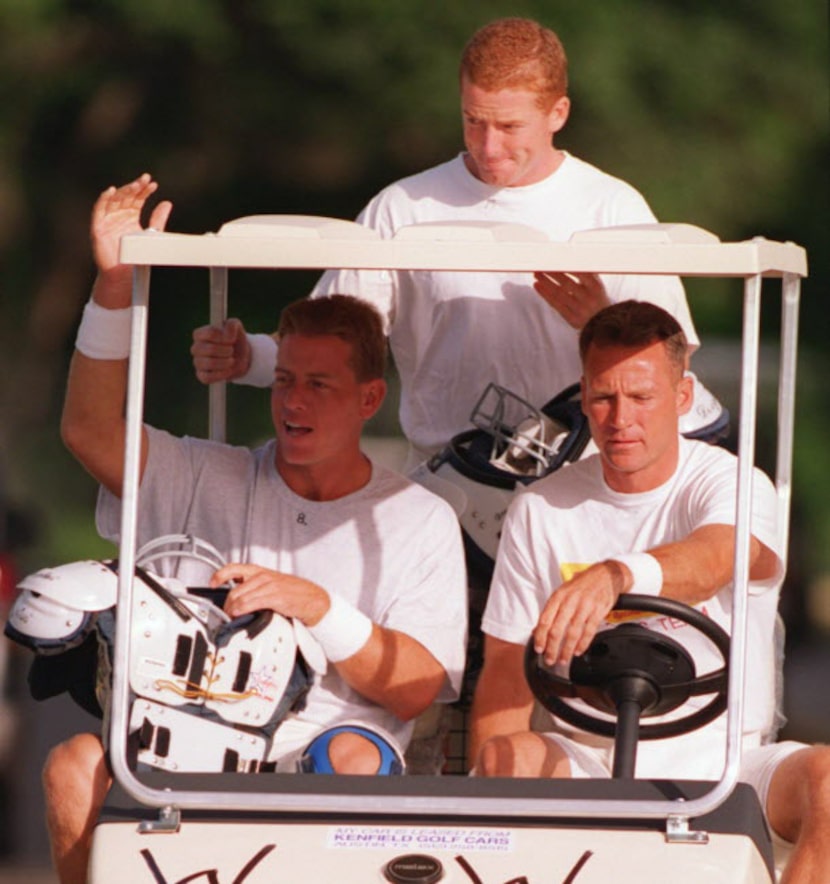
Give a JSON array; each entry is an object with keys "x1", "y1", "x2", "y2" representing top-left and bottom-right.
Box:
[
  {"x1": 75, "y1": 299, "x2": 131, "y2": 360},
  {"x1": 612, "y1": 552, "x2": 663, "y2": 596},
  {"x1": 298, "y1": 724, "x2": 404, "y2": 775},
  {"x1": 307, "y1": 592, "x2": 373, "y2": 663}
]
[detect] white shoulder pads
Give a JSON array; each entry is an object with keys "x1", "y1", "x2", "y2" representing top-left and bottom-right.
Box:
[
  {"x1": 129, "y1": 700, "x2": 272, "y2": 773},
  {"x1": 293, "y1": 619, "x2": 327, "y2": 676},
  {"x1": 128, "y1": 578, "x2": 308, "y2": 730},
  {"x1": 6, "y1": 560, "x2": 118, "y2": 652},
  {"x1": 206, "y1": 612, "x2": 299, "y2": 727},
  {"x1": 128, "y1": 578, "x2": 214, "y2": 708},
  {"x1": 17, "y1": 560, "x2": 118, "y2": 611},
  {"x1": 430, "y1": 457, "x2": 513, "y2": 562}
]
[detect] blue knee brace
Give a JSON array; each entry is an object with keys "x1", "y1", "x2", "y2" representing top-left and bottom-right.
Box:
[{"x1": 299, "y1": 724, "x2": 404, "y2": 775}]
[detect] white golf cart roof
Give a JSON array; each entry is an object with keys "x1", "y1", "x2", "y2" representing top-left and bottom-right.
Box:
[
  {"x1": 113, "y1": 218, "x2": 806, "y2": 837},
  {"x1": 121, "y1": 216, "x2": 806, "y2": 276}
]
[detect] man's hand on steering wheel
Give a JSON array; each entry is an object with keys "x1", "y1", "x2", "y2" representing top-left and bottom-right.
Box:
[
  {"x1": 534, "y1": 560, "x2": 629, "y2": 666},
  {"x1": 526, "y1": 594, "x2": 730, "y2": 744}
]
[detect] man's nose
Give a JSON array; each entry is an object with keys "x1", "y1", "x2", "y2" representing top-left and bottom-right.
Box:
[
  {"x1": 281, "y1": 383, "x2": 307, "y2": 410},
  {"x1": 481, "y1": 126, "x2": 503, "y2": 156},
  {"x1": 611, "y1": 397, "x2": 633, "y2": 427}
]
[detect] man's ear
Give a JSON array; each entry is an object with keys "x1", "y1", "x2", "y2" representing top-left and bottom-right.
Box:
[
  {"x1": 677, "y1": 373, "x2": 694, "y2": 416},
  {"x1": 548, "y1": 95, "x2": 570, "y2": 135},
  {"x1": 359, "y1": 378, "x2": 387, "y2": 420}
]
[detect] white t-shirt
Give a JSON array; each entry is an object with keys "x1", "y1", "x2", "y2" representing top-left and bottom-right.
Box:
[
  {"x1": 97, "y1": 426, "x2": 468, "y2": 749},
  {"x1": 313, "y1": 153, "x2": 698, "y2": 455},
  {"x1": 483, "y1": 437, "x2": 783, "y2": 778}
]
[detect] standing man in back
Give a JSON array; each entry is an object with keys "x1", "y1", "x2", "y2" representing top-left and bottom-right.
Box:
[{"x1": 191, "y1": 17, "x2": 722, "y2": 470}]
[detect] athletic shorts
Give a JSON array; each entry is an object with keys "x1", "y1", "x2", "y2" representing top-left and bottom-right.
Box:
[
  {"x1": 740, "y1": 739, "x2": 807, "y2": 871},
  {"x1": 542, "y1": 731, "x2": 807, "y2": 852}
]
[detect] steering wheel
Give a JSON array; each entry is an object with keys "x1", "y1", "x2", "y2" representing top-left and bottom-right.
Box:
[{"x1": 524, "y1": 594, "x2": 730, "y2": 777}]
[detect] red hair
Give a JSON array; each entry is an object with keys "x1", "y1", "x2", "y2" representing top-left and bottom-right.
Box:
[{"x1": 460, "y1": 18, "x2": 568, "y2": 109}]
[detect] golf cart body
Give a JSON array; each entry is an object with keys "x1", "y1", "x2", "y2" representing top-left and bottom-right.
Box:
[{"x1": 87, "y1": 217, "x2": 804, "y2": 882}]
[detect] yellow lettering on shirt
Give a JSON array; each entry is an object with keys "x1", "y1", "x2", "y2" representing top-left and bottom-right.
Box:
[
  {"x1": 559, "y1": 561, "x2": 656, "y2": 624},
  {"x1": 560, "y1": 562, "x2": 592, "y2": 583}
]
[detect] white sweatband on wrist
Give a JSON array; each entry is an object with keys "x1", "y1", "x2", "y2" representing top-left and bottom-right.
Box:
[
  {"x1": 75, "y1": 299, "x2": 132, "y2": 360},
  {"x1": 307, "y1": 593, "x2": 373, "y2": 663},
  {"x1": 232, "y1": 333, "x2": 278, "y2": 388},
  {"x1": 612, "y1": 552, "x2": 663, "y2": 596}
]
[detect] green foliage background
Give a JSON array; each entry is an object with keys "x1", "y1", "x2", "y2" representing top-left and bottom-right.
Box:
[{"x1": 0, "y1": 0, "x2": 828, "y2": 628}]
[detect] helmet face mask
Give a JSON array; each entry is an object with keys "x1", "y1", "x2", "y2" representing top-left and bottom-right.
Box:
[
  {"x1": 418, "y1": 382, "x2": 590, "y2": 570},
  {"x1": 470, "y1": 382, "x2": 589, "y2": 479},
  {"x1": 135, "y1": 533, "x2": 228, "y2": 586},
  {"x1": 471, "y1": 383, "x2": 575, "y2": 477}
]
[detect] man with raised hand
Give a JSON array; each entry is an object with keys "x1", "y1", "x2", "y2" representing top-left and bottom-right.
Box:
[{"x1": 46, "y1": 174, "x2": 466, "y2": 883}]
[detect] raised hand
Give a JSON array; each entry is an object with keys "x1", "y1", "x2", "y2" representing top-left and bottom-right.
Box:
[
  {"x1": 90, "y1": 173, "x2": 172, "y2": 275},
  {"x1": 533, "y1": 270, "x2": 610, "y2": 329}
]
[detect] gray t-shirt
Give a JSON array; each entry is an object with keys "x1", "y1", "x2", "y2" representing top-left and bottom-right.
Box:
[{"x1": 97, "y1": 426, "x2": 468, "y2": 748}]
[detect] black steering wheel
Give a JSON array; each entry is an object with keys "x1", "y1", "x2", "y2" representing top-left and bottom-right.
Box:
[{"x1": 524, "y1": 594, "x2": 730, "y2": 778}]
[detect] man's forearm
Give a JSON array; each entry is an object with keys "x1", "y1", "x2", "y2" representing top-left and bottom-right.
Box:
[{"x1": 336, "y1": 627, "x2": 446, "y2": 722}]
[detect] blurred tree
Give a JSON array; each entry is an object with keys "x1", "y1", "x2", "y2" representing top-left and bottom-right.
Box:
[{"x1": 0, "y1": 0, "x2": 826, "y2": 575}]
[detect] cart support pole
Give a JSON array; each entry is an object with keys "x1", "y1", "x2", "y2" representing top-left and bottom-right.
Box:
[
  {"x1": 109, "y1": 265, "x2": 152, "y2": 788},
  {"x1": 208, "y1": 267, "x2": 228, "y2": 443}
]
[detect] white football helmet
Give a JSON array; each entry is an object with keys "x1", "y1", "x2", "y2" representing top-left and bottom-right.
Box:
[
  {"x1": 414, "y1": 383, "x2": 590, "y2": 570},
  {"x1": 5, "y1": 535, "x2": 325, "y2": 768},
  {"x1": 6, "y1": 559, "x2": 118, "y2": 653}
]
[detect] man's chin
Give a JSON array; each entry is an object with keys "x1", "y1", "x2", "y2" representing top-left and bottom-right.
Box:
[
  {"x1": 601, "y1": 446, "x2": 643, "y2": 471},
  {"x1": 467, "y1": 158, "x2": 516, "y2": 187},
  {"x1": 479, "y1": 168, "x2": 517, "y2": 187},
  {"x1": 276, "y1": 440, "x2": 315, "y2": 466}
]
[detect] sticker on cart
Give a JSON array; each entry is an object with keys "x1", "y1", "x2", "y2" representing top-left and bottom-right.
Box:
[{"x1": 328, "y1": 826, "x2": 515, "y2": 852}]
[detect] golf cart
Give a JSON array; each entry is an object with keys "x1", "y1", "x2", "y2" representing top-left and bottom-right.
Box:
[{"x1": 19, "y1": 217, "x2": 809, "y2": 882}]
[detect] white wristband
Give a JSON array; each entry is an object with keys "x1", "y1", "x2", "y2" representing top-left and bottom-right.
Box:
[
  {"x1": 612, "y1": 552, "x2": 663, "y2": 596},
  {"x1": 307, "y1": 593, "x2": 373, "y2": 663},
  {"x1": 232, "y1": 333, "x2": 277, "y2": 388},
  {"x1": 75, "y1": 299, "x2": 132, "y2": 360}
]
